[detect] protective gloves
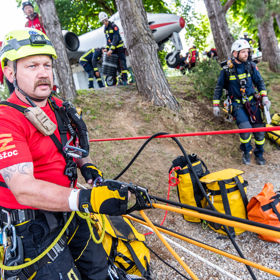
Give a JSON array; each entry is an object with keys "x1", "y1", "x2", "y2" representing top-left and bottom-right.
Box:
[
  {"x1": 78, "y1": 180, "x2": 128, "y2": 215},
  {"x1": 80, "y1": 163, "x2": 103, "y2": 184},
  {"x1": 213, "y1": 106, "x2": 220, "y2": 117},
  {"x1": 262, "y1": 96, "x2": 271, "y2": 110},
  {"x1": 77, "y1": 180, "x2": 152, "y2": 215}
]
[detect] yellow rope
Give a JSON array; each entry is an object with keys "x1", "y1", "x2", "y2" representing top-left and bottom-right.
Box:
[
  {"x1": 0, "y1": 211, "x2": 75, "y2": 271},
  {"x1": 76, "y1": 212, "x2": 106, "y2": 244}
]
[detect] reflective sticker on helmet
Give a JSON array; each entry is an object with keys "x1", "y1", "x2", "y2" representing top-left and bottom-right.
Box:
[{"x1": 28, "y1": 30, "x2": 39, "y2": 35}]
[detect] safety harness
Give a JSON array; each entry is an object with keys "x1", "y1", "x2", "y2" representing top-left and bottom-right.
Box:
[
  {"x1": 0, "y1": 96, "x2": 89, "y2": 185},
  {"x1": 0, "y1": 96, "x2": 90, "y2": 279},
  {"x1": 223, "y1": 60, "x2": 261, "y2": 123}
]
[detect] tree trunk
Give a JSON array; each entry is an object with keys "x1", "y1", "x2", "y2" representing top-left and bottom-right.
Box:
[
  {"x1": 256, "y1": 4, "x2": 280, "y2": 72},
  {"x1": 36, "y1": 0, "x2": 77, "y2": 100},
  {"x1": 204, "y1": 0, "x2": 234, "y2": 61},
  {"x1": 115, "y1": 0, "x2": 179, "y2": 111}
]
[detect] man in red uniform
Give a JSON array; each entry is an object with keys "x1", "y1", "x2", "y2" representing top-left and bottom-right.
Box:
[
  {"x1": 0, "y1": 28, "x2": 136, "y2": 279},
  {"x1": 22, "y1": 1, "x2": 46, "y2": 34}
]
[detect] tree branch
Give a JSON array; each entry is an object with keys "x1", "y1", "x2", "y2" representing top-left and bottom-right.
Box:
[{"x1": 223, "y1": 0, "x2": 236, "y2": 13}]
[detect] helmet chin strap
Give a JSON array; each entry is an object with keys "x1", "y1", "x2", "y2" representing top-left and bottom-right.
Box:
[
  {"x1": 235, "y1": 51, "x2": 243, "y2": 63},
  {"x1": 12, "y1": 61, "x2": 50, "y2": 106}
]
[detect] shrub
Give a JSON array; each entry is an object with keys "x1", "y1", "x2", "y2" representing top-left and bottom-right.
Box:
[{"x1": 188, "y1": 59, "x2": 221, "y2": 100}]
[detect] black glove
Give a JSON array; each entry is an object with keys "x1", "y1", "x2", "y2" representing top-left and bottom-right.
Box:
[
  {"x1": 80, "y1": 163, "x2": 103, "y2": 183},
  {"x1": 78, "y1": 180, "x2": 128, "y2": 215}
]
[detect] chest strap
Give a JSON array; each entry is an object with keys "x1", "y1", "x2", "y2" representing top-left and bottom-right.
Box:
[{"x1": 0, "y1": 100, "x2": 77, "y2": 183}]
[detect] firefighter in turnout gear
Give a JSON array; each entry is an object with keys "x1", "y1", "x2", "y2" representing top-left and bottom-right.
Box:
[
  {"x1": 79, "y1": 47, "x2": 105, "y2": 88},
  {"x1": 213, "y1": 39, "x2": 270, "y2": 165},
  {"x1": 0, "y1": 28, "x2": 135, "y2": 279},
  {"x1": 99, "y1": 12, "x2": 129, "y2": 85}
]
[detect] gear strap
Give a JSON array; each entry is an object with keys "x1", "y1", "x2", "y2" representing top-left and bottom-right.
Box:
[{"x1": 0, "y1": 100, "x2": 77, "y2": 183}]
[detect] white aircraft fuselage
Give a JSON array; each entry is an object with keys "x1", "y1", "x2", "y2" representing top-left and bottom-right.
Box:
[{"x1": 65, "y1": 12, "x2": 185, "y2": 64}]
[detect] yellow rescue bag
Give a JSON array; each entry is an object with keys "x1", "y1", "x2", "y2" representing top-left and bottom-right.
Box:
[
  {"x1": 266, "y1": 113, "x2": 280, "y2": 149},
  {"x1": 200, "y1": 168, "x2": 248, "y2": 235},
  {"x1": 93, "y1": 214, "x2": 150, "y2": 278},
  {"x1": 171, "y1": 155, "x2": 209, "y2": 223}
]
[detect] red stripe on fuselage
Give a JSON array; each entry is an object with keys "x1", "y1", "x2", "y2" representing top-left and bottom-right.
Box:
[{"x1": 150, "y1": 22, "x2": 177, "y2": 30}]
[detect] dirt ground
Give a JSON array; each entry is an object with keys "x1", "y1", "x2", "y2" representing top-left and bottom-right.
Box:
[{"x1": 75, "y1": 75, "x2": 280, "y2": 280}]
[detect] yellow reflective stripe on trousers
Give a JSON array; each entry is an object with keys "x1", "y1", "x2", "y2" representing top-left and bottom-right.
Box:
[
  {"x1": 116, "y1": 43, "x2": 124, "y2": 48},
  {"x1": 213, "y1": 100, "x2": 220, "y2": 105},
  {"x1": 240, "y1": 134, "x2": 252, "y2": 143},
  {"x1": 255, "y1": 138, "x2": 265, "y2": 145}
]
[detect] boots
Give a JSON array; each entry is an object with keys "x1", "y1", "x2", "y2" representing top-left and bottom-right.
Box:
[
  {"x1": 242, "y1": 153, "x2": 251, "y2": 165},
  {"x1": 255, "y1": 155, "x2": 266, "y2": 165}
]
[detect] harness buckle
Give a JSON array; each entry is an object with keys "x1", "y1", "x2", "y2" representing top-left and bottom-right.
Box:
[
  {"x1": 17, "y1": 209, "x2": 26, "y2": 224},
  {"x1": 46, "y1": 237, "x2": 66, "y2": 262}
]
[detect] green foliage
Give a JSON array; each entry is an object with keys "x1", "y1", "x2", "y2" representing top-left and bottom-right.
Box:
[
  {"x1": 229, "y1": 0, "x2": 280, "y2": 42},
  {"x1": 169, "y1": 0, "x2": 211, "y2": 52},
  {"x1": 158, "y1": 50, "x2": 168, "y2": 67},
  {"x1": 185, "y1": 14, "x2": 211, "y2": 51},
  {"x1": 0, "y1": 84, "x2": 11, "y2": 101},
  {"x1": 144, "y1": 0, "x2": 171, "y2": 13},
  {"x1": 55, "y1": 0, "x2": 117, "y2": 35},
  {"x1": 188, "y1": 59, "x2": 221, "y2": 99}
]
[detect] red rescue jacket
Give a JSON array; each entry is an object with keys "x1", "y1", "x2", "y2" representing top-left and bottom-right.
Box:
[
  {"x1": 25, "y1": 13, "x2": 46, "y2": 34},
  {"x1": 189, "y1": 48, "x2": 197, "y2": 63}
]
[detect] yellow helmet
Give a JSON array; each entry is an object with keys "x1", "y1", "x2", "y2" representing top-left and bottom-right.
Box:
[{"x1": 0, "y1": 28, "x2": 57, "y2": 68}]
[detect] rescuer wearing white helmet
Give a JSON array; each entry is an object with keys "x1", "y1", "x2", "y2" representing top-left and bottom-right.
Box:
[
  {"x1": 0, "y1": 28, "x2": 133, "y2": 279},
  {"x1": 98, "y1": 11, "x2": 108, "y2": 23},
  {"x1": 212, "y1": 39, "x2": 271, "y2": 165},
  {"x1": 99, "y1": 11, "x2": 129, "y2": 85}
]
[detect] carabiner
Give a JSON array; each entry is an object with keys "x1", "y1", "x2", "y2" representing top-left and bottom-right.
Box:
[
  {"x1": 63, "y1": 135, "x2": 88, "y2": 159},
  {"x1": 2, "y1": 210, "x2": 11, "y2": 249},
  {"x1": 9, "y1": 225, "x2": 17, "y2": 254}
]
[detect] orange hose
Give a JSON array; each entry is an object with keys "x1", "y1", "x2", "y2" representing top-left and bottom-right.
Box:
[
  {"x1": 139, "y1": 210, "x2": 199, "y2": 280},
  {"x1": 152, "y1": 203, "x2": 280, "y2": 239},
  {"x1": 125, "y1": 215, "x2": 280, "y2": 277}
]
